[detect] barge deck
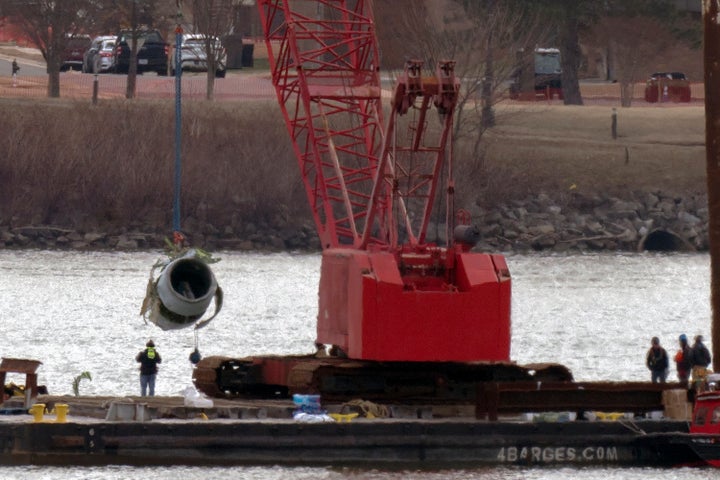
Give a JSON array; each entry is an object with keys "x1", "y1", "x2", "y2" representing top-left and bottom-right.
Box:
[{"x1": 0, "y1": 395, "x2": 698, "y2": 468}]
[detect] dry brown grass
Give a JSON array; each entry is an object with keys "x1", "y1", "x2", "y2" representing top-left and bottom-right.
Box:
[
  {"x1": 0, "y1": 98, "x2": 707, "y2": 237},
  {"x1": 468, "y1": 104, "x2": 706, "y2": 208},
  {"x1": 0, "y1": 98, "x2": 301, "y2": 233}
]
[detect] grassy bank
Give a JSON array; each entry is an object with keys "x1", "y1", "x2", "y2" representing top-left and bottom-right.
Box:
[
  {"x1": 0, "y1": 98, "x2": 302, "y2": 239},
  {"x1": 0, "y1": 98, "x2": 707, "y2": 247},
  {"x1": 474, "y1": 105, "x2": 705, "y2": 209}
]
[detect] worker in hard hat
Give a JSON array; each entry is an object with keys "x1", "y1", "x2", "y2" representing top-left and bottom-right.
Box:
[{"x1": 136, "y1": 339, "x2": 162, "y2": 396}]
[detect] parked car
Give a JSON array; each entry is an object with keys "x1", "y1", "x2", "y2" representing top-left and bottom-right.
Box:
[
  {"x1": 61, "y1": 34, "x2": 92, "y2": 72},
  {"x1": 171, "y1": 34, "x2": 227, "y2": 78},
  {"x1": 82, "y1": 36, "x2": 116, "y2": 74},
  {"x1": 644, "y1": 72, "x2": 691, "y2": 103},
  {"x1": 113, "y1": 29, "x2": 168, "y2": 75}
]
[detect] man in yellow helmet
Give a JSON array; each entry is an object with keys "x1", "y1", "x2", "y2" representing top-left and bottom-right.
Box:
[{"x1": 136, "y1": 340, "x2": 162, "y2": 396}]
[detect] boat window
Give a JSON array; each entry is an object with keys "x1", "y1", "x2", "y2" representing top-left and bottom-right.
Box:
[
  {"x1": 694, "y1": 407, "x2": 708, "y2": 426},
  {"x1": 712, "y1": 407, "x2": 720, "y2": 424}
]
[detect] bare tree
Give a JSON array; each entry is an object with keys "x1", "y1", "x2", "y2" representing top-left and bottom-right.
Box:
[
  {"x1": 108, "y1": 0, "x2": 175, "y2": 99},
  {"x1": 385, "y1": 0, "x2": 548, "y2": 160},
  {"x1": 592, "y1": 16, "x2": 673, "y2": 107},
  {"x1": 522, "y1": 0, "x2": 691, "y2": 106},
  {"x1": 189, "y1": 0, "x2": 236, "y2": 100},
  {"x1": 0, "y1": 0, "x2": 95, "y2": 97},
  {"x1": 588, "y1": 1, "x2": 699, "y2": 107}
]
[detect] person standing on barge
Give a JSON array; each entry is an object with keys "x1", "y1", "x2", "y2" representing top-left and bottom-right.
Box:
[
  {"x1": 689, "y1": 335, "x2": 712, "y2": 388},
  {"x1": 674, "y1": 334, "x2": 692, "y2": 387},
  {"x1": 646, "y1": 336, "x2": 669, "y2": 383},
  {"x1": 136, "y1": 340, "x2": 162, "y2": 396}
]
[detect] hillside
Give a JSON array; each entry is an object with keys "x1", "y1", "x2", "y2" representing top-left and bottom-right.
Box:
[{"x1": 0, "y1": 96, "x2": 709, "y2": 252}]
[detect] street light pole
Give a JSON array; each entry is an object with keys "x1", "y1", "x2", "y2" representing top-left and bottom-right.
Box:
[{"x1": 173, "y1": 1, "x2": 183, "y2": 238}]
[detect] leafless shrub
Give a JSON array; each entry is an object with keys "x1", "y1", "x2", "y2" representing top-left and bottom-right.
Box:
[
  {"x1": 453, "y1": 140, "x2": 537, "y2": 211},
  {"x1": 0, "y1": 98, "x2": 301, "y2": 234}
]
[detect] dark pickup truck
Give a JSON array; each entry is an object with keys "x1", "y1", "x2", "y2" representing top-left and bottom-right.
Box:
[{"x1": 113, "y1": 29, "x2": 168, "y2": 75}]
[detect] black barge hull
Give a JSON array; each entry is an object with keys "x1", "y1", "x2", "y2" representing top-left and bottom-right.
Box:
[{"x1": 0, "y1": 419, "x2": 699, "y2": 467}]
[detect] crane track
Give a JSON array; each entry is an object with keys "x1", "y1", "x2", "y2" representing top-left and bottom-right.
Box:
[{"x1": 192, "y1": 355, "x2": 575, "y2": 402}]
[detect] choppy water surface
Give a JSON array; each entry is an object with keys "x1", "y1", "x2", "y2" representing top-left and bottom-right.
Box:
[
  {"x1": 0, "y1": 465, "x2": 717, "y2": 480},
  {"x1": 0, "y1": 250, "x2": 713, "y2": 479}
]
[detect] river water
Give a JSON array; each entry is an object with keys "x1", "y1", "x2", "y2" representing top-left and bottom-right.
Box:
[{"x1": 0, "y1": 250, "x2": 714, "y2": 479}]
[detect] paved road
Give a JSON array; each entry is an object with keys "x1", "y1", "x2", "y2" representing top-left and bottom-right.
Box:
[
  {"x1": 0, "y1": 47, "x2": 703, "y2": 105},
  {"x1": 0, "y1": 46, "x2": 277, "y2": 100},
  {"x1": 0, "y1": 55, "x2": 46, "y2": 77}
]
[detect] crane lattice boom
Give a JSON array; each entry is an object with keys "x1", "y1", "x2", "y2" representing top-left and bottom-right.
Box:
[{"x1": 258, "y1": 0, "x2": 511, "y2": 363}]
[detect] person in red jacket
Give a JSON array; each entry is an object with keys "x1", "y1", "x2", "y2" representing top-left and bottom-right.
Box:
[
  {"x1": 136, "y1": 340, "x2": 162, "y2": 396},
  {"x1": 674, "y1": 334, "x2": 692, "y2": 387}
]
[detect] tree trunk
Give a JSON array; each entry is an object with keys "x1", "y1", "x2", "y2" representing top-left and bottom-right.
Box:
[
  {"x1": 704, "y1": 0, "x2": 720, "y2": 373},
  {"x1": 206, "y1": 70, "x2": 215, "y2": 101},
  {"x1": 204, "y1": 38, "x2": 216, "y2": 101},
  {"x1": 126, "y1": 59, "x2": 137, "y2": 100},
  {"x1": 46, "y1": 32, "x2": 63, "y2": 98},
  {"x1": 47, "y1": 59, "x2": 61, "y2": 98},
  {"x1": 619, "y1": 81, "x2": 633, "y2": 108},
  {"x1": 559, "y1": 9, "x2": 583, "y2": 106}
]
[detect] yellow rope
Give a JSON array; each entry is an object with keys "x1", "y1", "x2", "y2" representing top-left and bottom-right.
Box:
[{"x1": 342, "y1": 399, "x2": 389, "y2": 419}]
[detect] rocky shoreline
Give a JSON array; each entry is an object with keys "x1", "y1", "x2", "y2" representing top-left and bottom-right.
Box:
[
  {"x1": 475, "y1": 190, "x2": 707, "y2": 253},
  {"x1": 0, "y1": 190, "x2": 708, "y2": 253}
]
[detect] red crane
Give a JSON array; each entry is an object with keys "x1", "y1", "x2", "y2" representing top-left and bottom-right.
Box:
[
  {"x1": 191, "y1": 1, "x2": 564, "y2": 401},
  {"x1": 257, "y1": 0, "x2": 510, "y2": 362}
]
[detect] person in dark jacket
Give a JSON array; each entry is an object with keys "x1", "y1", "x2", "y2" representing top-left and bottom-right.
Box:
[
  {"x1": 674, "y1": 334, "x2": 692, "y2": 387},
  {"x1": 646, "y1": 336, "x2": 669, "y2": 383},
  {"x1": 11, "y1": 59, "x2": 19, "y2": 87},
  {"x1": 136, "y1": 339, "x2": 162, "y2": 396},
  {"x1": 690, "y1": 335, "x2": 712, "y2": 368},
  {"x1": 689, "y1": 335, "x2": 712, "y2": 387}
]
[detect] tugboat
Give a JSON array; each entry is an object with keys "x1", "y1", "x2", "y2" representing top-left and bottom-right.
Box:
[{"x1": 686, "y1": 374, "x2": 720, "y2": 467}]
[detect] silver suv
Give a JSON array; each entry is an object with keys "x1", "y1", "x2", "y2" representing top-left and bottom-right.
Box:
[
  {"x1": 171, "y1": 34, "x2": 227, "y2": 78},
  {"x1": 83, "y1": 36, "x2": 116, "y2": 74}
]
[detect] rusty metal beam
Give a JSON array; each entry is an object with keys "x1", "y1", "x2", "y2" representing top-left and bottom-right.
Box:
[{"x1": 476, "y1": 382, "x2": 686, "y2": 421}]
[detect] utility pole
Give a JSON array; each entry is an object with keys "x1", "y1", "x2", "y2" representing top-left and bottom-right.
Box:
[
  {"x1": 174, "y1": 0, "x2": 183, "y2": 238},
  {"x1": 703, "y1": 0, "x2": 720, "y2": 372},
  {"x1": 126, "y1": 0, "x2": 138, "y2": 99}
]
